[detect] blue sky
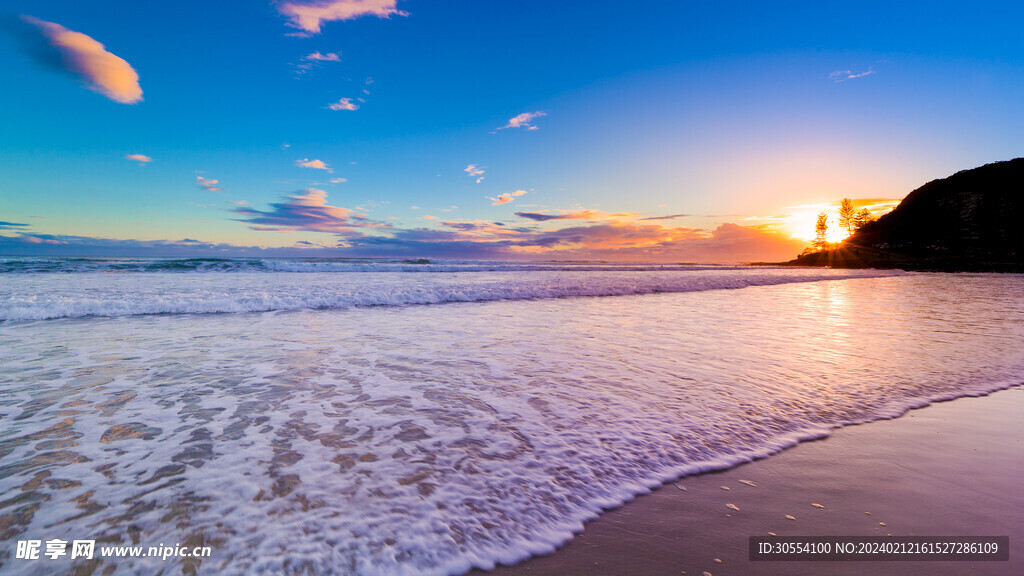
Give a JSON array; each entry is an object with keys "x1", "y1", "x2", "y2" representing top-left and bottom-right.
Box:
[{"x1": 2, "y1": 0, "x2": 1023, "y2": 261}]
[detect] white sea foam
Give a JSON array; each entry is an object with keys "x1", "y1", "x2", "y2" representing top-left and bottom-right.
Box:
[
  {"x1": 0, "y1": 266, "x2": 900, "y2": 321},
  {"x1": 1, "y1": 272, "x2": 1022, "y2": 575}
]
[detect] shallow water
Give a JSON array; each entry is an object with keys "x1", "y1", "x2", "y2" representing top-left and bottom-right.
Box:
[{"x1": 1, "y1": 268, "x2": 1022, "y2": 575}]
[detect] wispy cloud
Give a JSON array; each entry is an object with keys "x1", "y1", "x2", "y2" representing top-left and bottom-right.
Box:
[
  {"x1": 487, "y1": 190, "x2": 527, "y2": 206},
  {"x1": 498, "y1": 111, "x2": 546, "y2": 131},
  {"x1": 22, "y1": 16, "x2": 142, "y2": 104},
  {"x1": 278, "y1": 0, "x2": 408, "y2": 35},
  {"x1": 304, "y1": 51, "x2": 341, "y2": 62},
  {"x1": 124, "y1": 153, "x2": 151, "y2": 164},
  {"x1": 227, "y1": 200, "x2": 251, "y2": 206},
  {"x1": 196, "y1": 176, "x2": 222, "y2": 192},
  {"x1": 0, "y1": 221, "x2": 31, "y2": 231},
  {"x1": 830, "y1": 67, "x2": 875, "y2": 82},
  {"x1": 294, "y1": 51, "x2": 342, "y2": 75},
  {"x1": 638, "y1": 213, "x2": 688, "y2": 221},
  {"x1": 329, "y1": 177, "x2": 347, "y2": 183},
  {"x1": 233, "y1": 188, "x2": 388, "y2": 233},
  {"x1": 327, "y1": 98, "x2": 359, "y2": 111},
  {"x1": 464, "y1": 164, "x2": 485, "y2": 183},
  {"x1": 514, "y1": 209, "x2": 638, "y2": 222},
  {"x1": 296, "y1": 158, "x2": 332, "y2": 172}
]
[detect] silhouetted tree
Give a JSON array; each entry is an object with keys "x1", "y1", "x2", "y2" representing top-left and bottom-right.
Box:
[
  {"x1": 837, "y1": 198, "x2": 857, "y2": 236},
  {"x1": 813, "y1": 211, "x2": 830, "y2": 250},
  {"x1": 853, "y1": 208, "x2": 873, "y2": 232}
]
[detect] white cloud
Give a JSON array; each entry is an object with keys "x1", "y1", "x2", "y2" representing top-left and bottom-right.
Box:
[
  {"x1": 329, "y1": 177, "x2": 347, "y2": 183},
  {"x1": 278, "y1": 0, "x2": 408, "y2": 35},
  {"x1": 23, "y1": 16, "x2": 143, "y2": 104},
  {"x1": 124, "y1": 153, "x2": 151, "y2": 164},
  {"x1": 498, "y1": 111, "x2": 546, "y2": 130},
  {"x1": 296, "y1": 158, "x2": 332, "y2": 172},
  {"x1": 830, "y1": 68, "x2": 875, "y2": 82},
  {"x1": 327, "y1": 98, "x2": 359, "y2": 111}
]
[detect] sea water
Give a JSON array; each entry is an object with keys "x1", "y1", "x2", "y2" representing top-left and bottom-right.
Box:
[{"x1": 1, "y1": 258, "x2": 1022, "y2": 575}]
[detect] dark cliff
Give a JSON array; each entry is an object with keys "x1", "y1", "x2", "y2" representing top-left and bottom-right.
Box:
[{"x1": 783, "y1": 159, "x2": 1024, "y2": 271}]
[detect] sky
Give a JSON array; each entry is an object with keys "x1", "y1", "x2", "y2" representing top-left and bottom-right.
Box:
[{"x1": 2, "y1": 0, "x2": 1023, "y2": 262}]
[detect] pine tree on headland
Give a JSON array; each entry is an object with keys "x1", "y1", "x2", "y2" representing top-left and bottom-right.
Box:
[
  {"x1": 838, "y1": 198, "x2": 857, "y2": 236},
  {"x1": 813, "y1": 211, "x2": 830, "y2": 250},
  {"x1": 853, "y1": 208, "x2": 873, "y2": 232}
]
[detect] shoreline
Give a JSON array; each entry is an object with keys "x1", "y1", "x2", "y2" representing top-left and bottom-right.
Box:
[{"x1": 481, "y1": 386, "x2": 1024, "y2": 576}]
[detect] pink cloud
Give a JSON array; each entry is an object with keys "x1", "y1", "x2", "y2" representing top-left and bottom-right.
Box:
[
  {"x1": 464, "y1": 164, "x2": 485, "y2": 183},
  {"x1": 327, "y1": 98, "x2": 359, "y2": 111},
  {"x1": 233, "y1": 188, "x2": 388, "y2": 233},
  {"x1": 296, "y1": 158, "x2": 332, "y2": 171},
  {"x1": 488, "y1": 190, "x2": 528, "y2": 206},
  {"x1": 515, "y1": 209, "x2": 638, "y2": 221},
  {"x1": 124, "y1": 153, "x2": 151, "y2": 164},
  {"x1": 278, "y1": 0, "x2": 408, "y2": 35},
  {"x1": 303, "y1": 51, "x2": 341, "y2": 62},
  {"x1": 498, "y1": 111, "x2": 546, "y2": 130},
  {"x1": 23, "y1": 16, "x2": 142, "y2": 104},
  {"x1": 196, "y1": 176, "x2": 222, "y2": 192}
]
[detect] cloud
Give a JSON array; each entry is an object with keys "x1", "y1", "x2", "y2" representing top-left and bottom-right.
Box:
[
  {"x1": 0, "y1": 233, "x2": 298, "y2": 257},
  {"x1": 294, "y1": 51, "x2": 342, "y2": 75},
  {"x1": 514, "y1": 209, "x2": 638, "y2": 222},
  {"x1": 22, "y1": 16, "x2": 142, "y2": 104},
  {"x1": 233, "y1": 188, "x2": 388, "y2": 233},
  {"x1": 329, "y1": 177, "x2": 347, "y2": 183},
  {"x1": 196, "y1": 176, "x2": 222, "y2": 192},
  {"x1": 278, "y1": 0, "x2": 408, "y2": 35},
  {"x1": 124, "y1": 153, "x2": 151, "y2": 164},
  {"x1": 296, "y1": 158, "x2": 332, "y2": 171},
  {"x1": 464, "y1": 164, "x2": 485, "y2": 183},
  {"x1": 3, "y1": 218, "x2": 809, "y2": 263},
  {"x1": 303, "y1": 51, "x2": 341, "y2": 62},
  {"x1": 327, "y1": 98, "x2": 359, "y2": 111},
  {"x1": 0, "y1": 221, "x2": 31, "y2": 230},
  {"x1": 346, "y1": 220, "x2": 805, "y2": 262},
  {"x1": 498, "y1": 111, "x2": 546, "y2": 130},
  {"x1": 638, "y1": 213, "x2": 688, "y2": 221},
  {"x1": 830, "y1": 67, "x2": 874, "y2": 82},
  {"x1": 487, "y1": 190, "x2": 527, "y2": 206},
  {"x1": 227, "y1": 200, "x2": 251, "y2": 206}
]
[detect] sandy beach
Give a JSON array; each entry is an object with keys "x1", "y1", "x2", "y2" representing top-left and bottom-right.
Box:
[{"x1": 486, "y1": 386, "x2": 1024, "y2": 576}]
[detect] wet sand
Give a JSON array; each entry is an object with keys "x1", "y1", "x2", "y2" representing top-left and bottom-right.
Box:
[{"x1": 484, "y1": 386, "x2": 1024, "y2": 576}]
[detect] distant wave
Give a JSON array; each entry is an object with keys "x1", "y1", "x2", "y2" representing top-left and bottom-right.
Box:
[
  {"x1": 0, "y1": 257, "x2": 747, "y2": 274},
  {"x1": 0, "y1": 269, "x2": 902, "y2": 321}
]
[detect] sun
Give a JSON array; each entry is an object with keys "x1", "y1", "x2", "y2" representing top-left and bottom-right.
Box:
[{"x1": 782, "y1": 205, "x2": 851, "y2": 243}]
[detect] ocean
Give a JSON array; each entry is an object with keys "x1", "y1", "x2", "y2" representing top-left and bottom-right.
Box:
[{"x1": 1, "y1": 257, "x2": 1022, "y2": 575}]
